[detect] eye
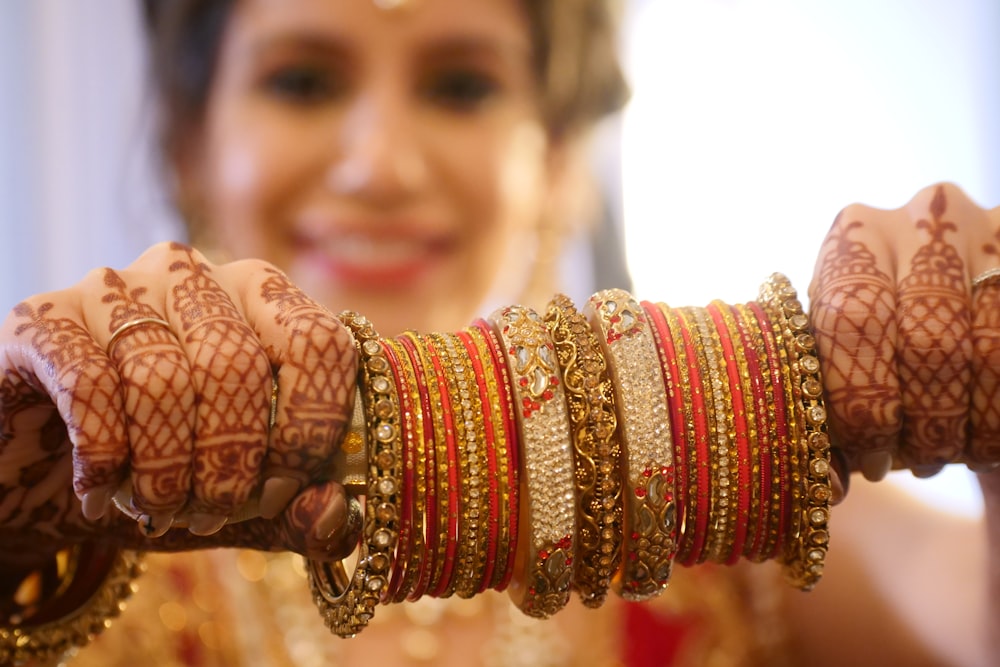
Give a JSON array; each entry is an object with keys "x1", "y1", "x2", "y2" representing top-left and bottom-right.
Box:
[
  {"x1": 263, "y1": 65, "x2": 343, "y2": 105},
  {"x1": 422, "y1": 69, "x2": 499, "y2": 111}
]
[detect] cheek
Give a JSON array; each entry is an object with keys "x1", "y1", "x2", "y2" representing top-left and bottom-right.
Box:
[{"x1": 201, "y1": 126, "x2": 292, "y2": 257}]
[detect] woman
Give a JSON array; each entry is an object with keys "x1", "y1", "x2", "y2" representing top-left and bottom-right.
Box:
[{"x1": 1, "y1": 0, "x2": 998, "y2": 665}]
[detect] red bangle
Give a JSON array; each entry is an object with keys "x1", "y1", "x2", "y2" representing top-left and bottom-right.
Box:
[
  {"x1": 749, "y1": 301, "x2": 791, "y2": 559},
  {"x1": 473, "y1": 319, "x2": 520, "y2": 591},
  {"x1": 707, "y1": 302, "x2": 752, "y2": 564},
  {"x1": 424, "y1": 336, "x2": 462, "y2": 597},
  {"x1": 729, "y1": 304, "x2": 772, "y2": 562},
  {"x1": 457, "y1": 330, "x2": 501, "y2": 594},
  {"x1": 399, "y1": 333, "x2": 438, "y2": 600},
  {"x1": 642, "y1": 301, "x2": 688, "y2": 560}
]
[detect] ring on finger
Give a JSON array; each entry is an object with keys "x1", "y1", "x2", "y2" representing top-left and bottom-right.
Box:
[
  {"x1": 971, "y1": 268, "x2": 1000, "y2": 291},
  {"x1": 107, "y1": 317, "x2": 172, "y2": 356}
]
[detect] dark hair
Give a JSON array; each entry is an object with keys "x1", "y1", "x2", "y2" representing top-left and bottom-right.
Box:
[{"x1": 142, "y1": 0, "x2": 629, "y2": 167}]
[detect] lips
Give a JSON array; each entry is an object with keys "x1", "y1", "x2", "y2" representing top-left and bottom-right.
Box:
[{"x1": 292, "y1": 228, "x2": 455, "y2": 290}]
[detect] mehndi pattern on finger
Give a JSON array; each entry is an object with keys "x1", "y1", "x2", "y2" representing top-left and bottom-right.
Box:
[
  {"x1": 895, "y1": 186, "x2": 971, "y2": 467},
  {"x1": 809, "y1": 215, "x2": 900, "y2": 456}
]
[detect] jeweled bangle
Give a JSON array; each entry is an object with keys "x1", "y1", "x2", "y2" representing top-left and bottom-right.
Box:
[
  {"x1": 759, "y1": 274, "x2": 832, "y2": 591},
  {"x1": 1, "y1": 545, "x2": 143, "y2": 665},
  {"x1": 544, "y1": 293, "x2": 624, "y2": 609},
  {"x1": 398, "y1": 332, "x2": 438, "y2": 601},
  {"x1": 654, "y1": 303, "x2": 703, "y2": 567},
  {"x1": 458, "y1": 329, "x2": 504, "y2": 594},
  {"x1": 436, "y1": 332, "x2": 490, "y2": 599},
  {"x1": 308, "y1": 311, "x2": 401, "y2": 638},
  {"x1": 586, "y1": 289, "x2": 676, "y2": 602},
  {"x1": 419, "y1": 334, "x2": 462, "y2": 598},
  {"x1": 748, "y1": 301, "x2": 792, "y2": 561},
  {"x1": 671, "y1": 306, "x2": 712, "y2": 566},
  {"x1": 488, "y1": 305, "x2": 576, "y2": 618},
  {"x1": 687, "y1": 306, "x2": 737, "y2": 564},
  {"x1": 472, "y1": 319, "x2": 521, "y2": 591},
  {"x1": 381, "y1": 338, "x2": 425, "y2": 603}
]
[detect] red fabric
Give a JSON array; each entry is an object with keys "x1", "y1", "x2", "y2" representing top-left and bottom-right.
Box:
[{"x1": 622, "y1": 601, "x2": 698, "y2": 667}]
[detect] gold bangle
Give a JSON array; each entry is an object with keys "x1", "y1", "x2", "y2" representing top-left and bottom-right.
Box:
[
  {"x1": 544, "y1": 293, "x2": 623, "y2": 609},
  {"x1": 714, "y1": 301, "x2": 762, "y2": 562},
  {"x1": 1, "y1": 546, "x2": 143, "y2": 665},
  {"x1": 435, "y1": 332, "x2": 489, "y2": 599},
  {"x1": 586, "y1": 289, "x2": 676, "y2": 601},
  {"x1": 382, "y1": 337, "x2": 426, "y2": 603},
  {"x1": 689, "y1": 306, "x2": 738, "y2": 564},
  {"x1": 308, "y1": 312, "x2": 401, "y2": 637},
  {"x1": 488, "y1": 305, "x2": 576, "y2": 618},
  {"x1": 759, "y1": 274, "x2": 832, "y2": 591},
  {"x1": 405, "y1": 332, "x2": 455, "y2": 597},
  {"x1": 465, "y1": 325, "x2": 514, "y2": 592}
]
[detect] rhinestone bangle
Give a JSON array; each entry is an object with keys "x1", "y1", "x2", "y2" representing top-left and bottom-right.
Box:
[
  {"x1": 308, "y1": 312, "x2": 401, "y2": 637},
  {"x1": 488, "y1": 305, "x2": 576, "y2": 618},
  {"x1": 586, "y1": 289, "x2": 676, "y2": 601}
]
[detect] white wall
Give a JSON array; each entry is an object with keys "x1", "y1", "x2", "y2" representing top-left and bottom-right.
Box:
[
  {"x1": 621, "y1": 0, "x2": 1000, "y2": 515},
  {"x1": 0, "y1": 1, "x2": 180, "y2": 313}
]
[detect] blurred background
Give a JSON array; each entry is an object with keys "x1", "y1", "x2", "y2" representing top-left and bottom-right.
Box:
[{"x1": 1, "y1": 0, "x2": 998, "y2": 514}]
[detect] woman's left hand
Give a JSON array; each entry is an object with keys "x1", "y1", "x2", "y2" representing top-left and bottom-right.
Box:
[{"x1": 809, "y1": 182, "x2": 1000, "y2": 480}]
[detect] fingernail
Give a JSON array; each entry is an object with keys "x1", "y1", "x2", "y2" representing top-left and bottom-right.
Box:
[
  {"x1": 81, "y1": 486, "x2": 114, "y2": 521},
  {"x1": 860, "y1": 450, "x2": 893, "y2": 481},
  {"x1": 188, "y1": 513, "x2": 228, "y2": 536},
  {"x1": 912, "y1": 464, "x2": 944, "y2": 479},
  {"x1": 829, "y1": 467, "x2": 845, "y2": 504},
  {"x1": 314, "y1": 493, "x2": 347, "y2": 541},
  {"x1": 258, "y1": 476, "x2": 301, "y2": 520},
  {"x1": 138, "y1": 513, "x2": 174, "y2": 538}
]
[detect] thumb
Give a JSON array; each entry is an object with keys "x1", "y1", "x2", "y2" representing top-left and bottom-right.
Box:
[{"x1": 198, "y1": 481, "x2": 361, "y2": 561}]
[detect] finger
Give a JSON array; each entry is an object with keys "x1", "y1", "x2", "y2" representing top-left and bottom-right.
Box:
[
  {"x1": 808, "y1": 205, "x2": 901, "y2": 470},
  {"x1": 968, "y1": 204, "x2": 1000, "y2": 464},
  {"x1": 216, "y1": 262, "x2": 357, "y2": 519},
  {"x1": 142, "y1": 481, "x2": 360, "y2": 560},
  {"x1": 159, "y1": 244, "x2": 271, "y2": 517},
  {"x1": 894, "y1": 184, "x2": 972, "y2": 468},
  {"x1": 1, "y1": 292, "x2": 128, "y2": 519},
  {"x1": 86, "y1": 265, "x2": 195, "y2": 530}
]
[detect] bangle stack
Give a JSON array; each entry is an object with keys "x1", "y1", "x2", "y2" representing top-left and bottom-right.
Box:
[
  {"x1": 1, "y1": 545, "x2": 143, "y2": 665},
  {"x1": 307, "y1": 276, "x2": 833, "y2": 637}
]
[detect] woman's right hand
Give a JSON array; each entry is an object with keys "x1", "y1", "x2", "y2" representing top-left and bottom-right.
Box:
[{"x1": 0, "y1": 242, "x2": 358, "y2": 560}]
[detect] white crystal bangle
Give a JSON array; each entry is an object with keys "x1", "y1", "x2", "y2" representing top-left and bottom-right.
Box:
[
  {"x1": 488, "y1": 305, "x2": 576, "y2": 618},
  {"x1": 586, "y1": 289, "x2": 677, "y2": 601}
]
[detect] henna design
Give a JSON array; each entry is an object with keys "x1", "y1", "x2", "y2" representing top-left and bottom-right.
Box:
[
  {"x1": 259, "y1": 269, "x2": 355, "y2": 474},
  {"x1": 810, "y1": 215, "x2": 901, "y2": 454},
  {"x1": 169, "y1": 246, "x2": 269, "y2": 511},
  {"x1": 3, "y1": 302, "x2": 125, "y2": 491},
  {"x1": 0, "y1": 296, "x2": 138, "y2": 542},
  {"x1": 895, "y1": 186, "x2": 971, "y2": 466},
  {"x1": 969, "y1": 231, "x2": 1000, "y2": 462},
  {"x1": 102, "y1": 269, "x2": 194, "y2": 513}
]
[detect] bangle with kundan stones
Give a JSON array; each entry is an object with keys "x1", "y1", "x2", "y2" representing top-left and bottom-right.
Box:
[{"x1": 303, "y1": 277, "x2": 834, "y2": 636}]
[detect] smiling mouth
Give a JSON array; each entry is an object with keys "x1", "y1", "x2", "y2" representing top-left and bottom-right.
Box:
[{"x1": 296, "y1": 233, "x2": 453, "y2": 288}]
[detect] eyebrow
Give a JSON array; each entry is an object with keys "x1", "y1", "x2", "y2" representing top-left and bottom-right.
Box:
[{"x1": 249, "y1": 30, "x2": 530, "y2": 68}]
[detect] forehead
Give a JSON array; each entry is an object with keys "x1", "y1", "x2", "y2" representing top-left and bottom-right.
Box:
[{"x1": 228, "y1": 0, "x2": 533, "y2": 56}]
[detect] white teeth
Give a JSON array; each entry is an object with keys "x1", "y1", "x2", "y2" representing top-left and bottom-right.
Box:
[{"x1": 321, "y1": 236, "x2": 427, "y2": 266}]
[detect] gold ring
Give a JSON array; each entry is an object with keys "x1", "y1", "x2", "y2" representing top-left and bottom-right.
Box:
[
  {"x1": 971, "y1": 268, "x2": 1000, "y2": 290},
  {"x1": 106, "y1": 317, "x2": 172, "y2": 356}
]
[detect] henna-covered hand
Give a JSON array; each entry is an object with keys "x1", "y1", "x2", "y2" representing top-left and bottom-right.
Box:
[
  {"x1": 809, "y1": 183, "x2": 1000, "y2": 479},
  {"x1": 0, "y1": 242, "x2": 357, "y2": 560}
]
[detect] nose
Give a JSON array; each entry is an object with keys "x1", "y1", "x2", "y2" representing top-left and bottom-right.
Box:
[{"x1": 327, "y1": 90, "x2": 427, "y2": 207}]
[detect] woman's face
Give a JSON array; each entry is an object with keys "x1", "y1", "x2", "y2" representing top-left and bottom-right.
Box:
[{"x1": 187, "y1": 0, "x2": 559, "y2": 336}]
